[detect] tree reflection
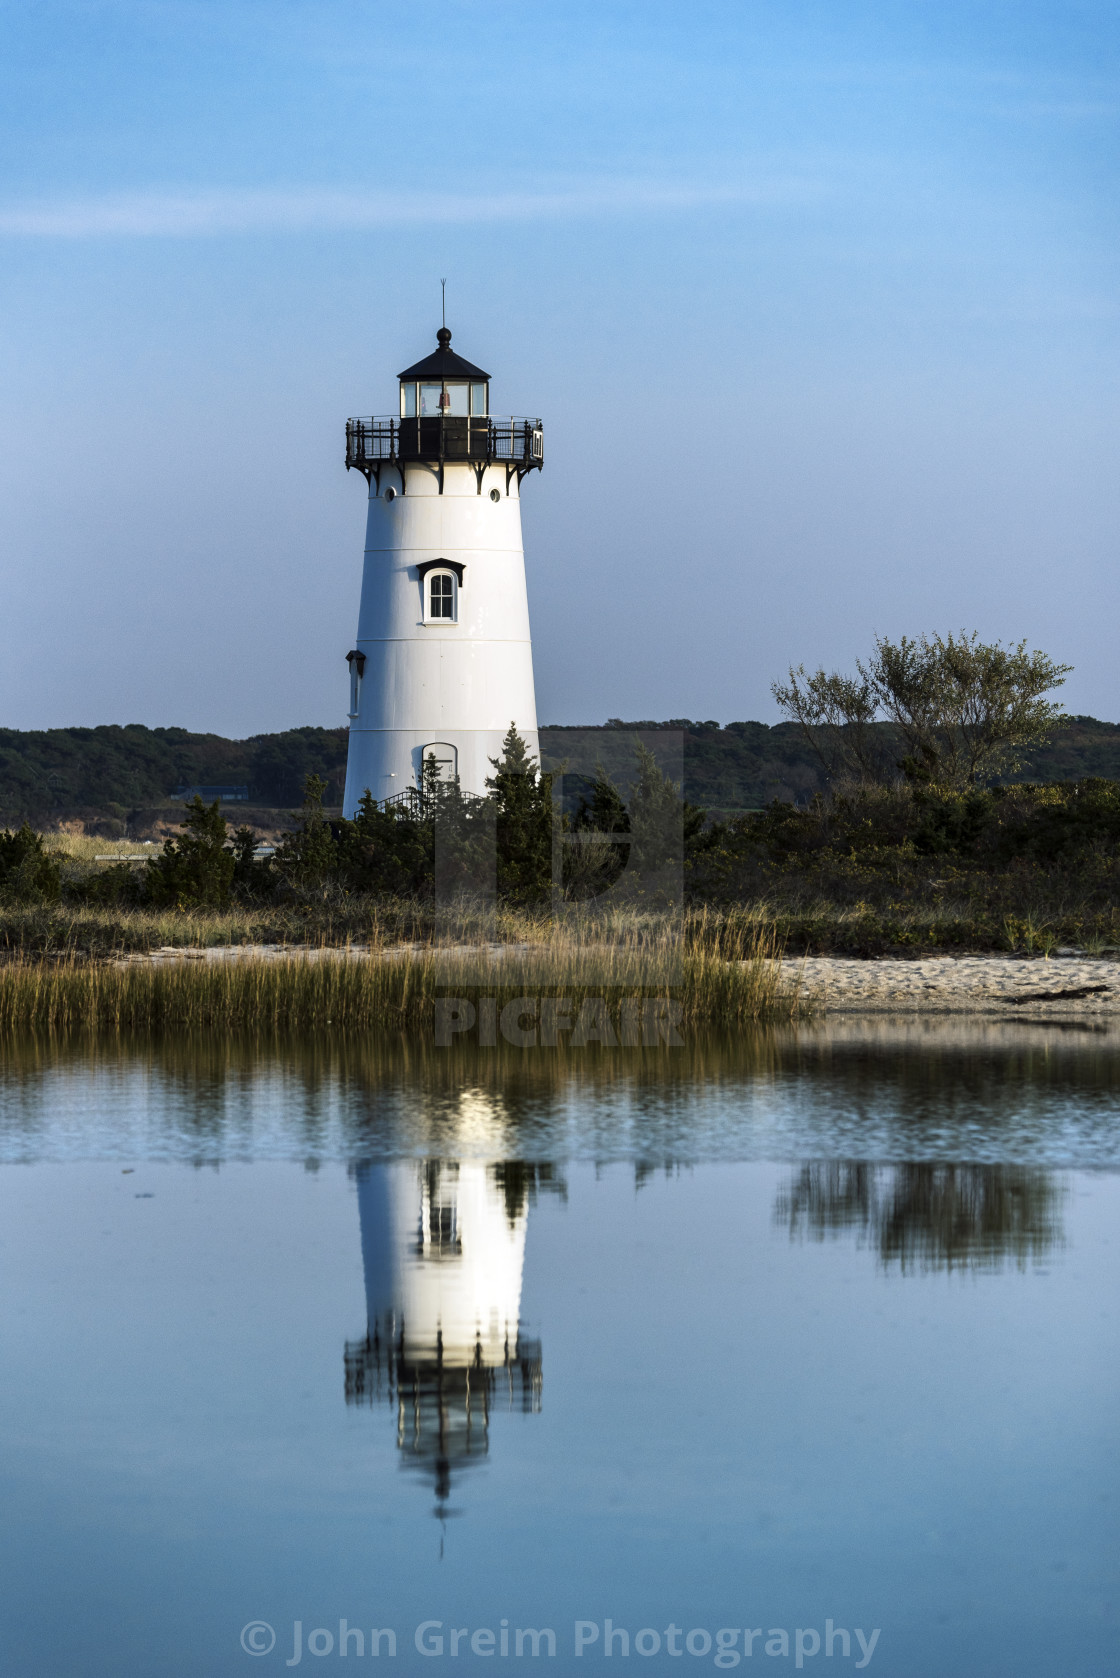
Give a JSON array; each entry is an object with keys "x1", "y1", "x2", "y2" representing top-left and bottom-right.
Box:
[{"x1": 775, "y1": 1161, "x2": 1066, "y2": 1272}]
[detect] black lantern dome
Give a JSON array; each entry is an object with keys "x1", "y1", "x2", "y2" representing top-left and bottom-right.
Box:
[
  {"x1": 398, "y1": 327, "x2": 490, "y2": 383},
  {"x1": 345, "y1": 326, "x2": 543, "y2": 495}
]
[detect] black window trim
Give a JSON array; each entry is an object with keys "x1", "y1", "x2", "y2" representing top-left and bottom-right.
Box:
[{"x1": 416, "y1": 559, "x2": 465, "y2": 585}]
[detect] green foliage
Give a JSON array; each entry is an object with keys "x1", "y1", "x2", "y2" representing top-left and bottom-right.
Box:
[
  {"x1": 700, "y1": 780, "x2": 1120, "y2": 874},
  {"x1": 487, "y1": 724, "x2": 553, "y2": 904},
  {"x1": 565, "y1": 764, "x2": 631, "y2": 899},
  {"x1": 230, "y1": 826, "x2": 274, "y2": 899},
  {"x1": 336, "y1": 759, "x2": 507, "y2": 902},
  {"x1": 273, "y1": 775, "x2": 339, "y2": 890},
  {"x1": 0, "y1": 823, "x2": 61, "y2": 903},
  {"x1": 67, "y1": 861, "x2": 146, "y2": 908},
  {"x1": 769, "y1": 667, "x2": 886, "y2": 786},
  {"x1": 3, "y1": 714, "x2": 1120, "y2": 829},
  {"x1": 146, "y1": 797, "x2": 236, "y2": 908},
  {"x1": 337, "y1": 789, "x2": 435, "y2": 897},
  {"x1": 619, "y1": 743, "x2": 691, "y2": 900},
  {"x1": 772, "y1": 632, "x2": 1071, "y2": 790},
  {"x1": 685, "y1": 778, "x2": 1120, "y2": 952},
  {"x1": 7, "y1": 737, "x2": 1120, "y2": 957},
  {"x1": 0, "y1": 723, "x2": 349, "y2": 824},
  {"x1": 871, "y1": 633, "x2": 1070, "y2": 787}
]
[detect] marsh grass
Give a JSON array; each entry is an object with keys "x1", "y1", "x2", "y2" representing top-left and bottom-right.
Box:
[
  {"x1": 0, "y1": 900, "x2": 436, "y2": 957},
  {"x1": 0, "y1": 918, "x2": 798, "y2": 1035},
  {"x1": 3, "y1": 887, "x2": 1119, "y2": 960},
  {"x1": 43, "y1": 834, "x2": 160, "y2": 863}
]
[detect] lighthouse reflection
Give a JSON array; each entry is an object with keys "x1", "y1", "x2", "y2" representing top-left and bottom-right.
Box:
[{"x1": 344, "y1": 1161, "x2": 550, "y2": 1514}]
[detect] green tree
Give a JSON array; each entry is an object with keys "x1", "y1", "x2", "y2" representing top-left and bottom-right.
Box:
[
  {"x1": 769, "y1": 666, "x2": 889, "y2": 787},
  {"x1": 564, "y1": 764, "x2": 631, "y2": 900},
  {"x1": 273, "y1": 775, "x2": 339, "y2": 890},
  {"x1": 487, "y1": 724, "x2": 553, "y2": 903},
  {"x1": 773, "y1": 633, "x2": 1071, "y2": 790},
  {"x1": 335, "y1": 764, "x2": 496, "y2": 902},
  {"x1": 423, "y1": 757, "x2": 497, "y2": 903},
  {"x1": 146, "y1": 797, "x2": 235, "y2": 908},
  {"x1": 868, "y1": 633, "x2": 1070, "y2": 787},
  {"x1": 230, "y1": 825, "x2": 275, "y2": 899}
]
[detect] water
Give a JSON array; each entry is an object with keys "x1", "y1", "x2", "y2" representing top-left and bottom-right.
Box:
[{"x1": 0, "y1": 1023, "x2": 1117, "y2": 1676}]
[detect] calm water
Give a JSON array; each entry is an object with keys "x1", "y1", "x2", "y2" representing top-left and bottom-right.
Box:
[{"x1": 1, "y1": 1023, "x2": 1117, "y2": 1677}]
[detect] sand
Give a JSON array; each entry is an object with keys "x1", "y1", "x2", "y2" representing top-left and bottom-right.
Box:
[{"x1": 782, "y1": 954, "x2": 1120, "y2": 1019}]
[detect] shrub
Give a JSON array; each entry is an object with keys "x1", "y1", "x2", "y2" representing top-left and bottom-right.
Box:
[
  {"x1": 273, "y1": 775, "x2": 339, "y2": 890},
  {"x1": 146, "y1": 797, "x2": 235, "y2": 908},
  {"x1": 0, "y1": 823, "x2": 61, "y2": 903}
]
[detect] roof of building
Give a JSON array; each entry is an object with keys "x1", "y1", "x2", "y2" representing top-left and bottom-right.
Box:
[
  {"x1": 399, "y1": 328, "x2": 490, "y2": 382},
  {"x1": 172, "y1": 783, "x2": 250, "y2": 799}
]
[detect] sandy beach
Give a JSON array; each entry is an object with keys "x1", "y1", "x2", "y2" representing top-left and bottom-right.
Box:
[{"x1": 783, "y1": 954, "x2": 1120, "y2": 1019}]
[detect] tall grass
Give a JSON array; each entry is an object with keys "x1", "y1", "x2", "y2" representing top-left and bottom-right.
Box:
[
  {"x1": 4, "y1": 889, "x2": 1118, "y2": 960},
  {"x1": 43, "y1": 833, "x2": 160, "y2": 863},
  {"x1": 0, "y1": 921, "x2": 798, "y2": 1035}
]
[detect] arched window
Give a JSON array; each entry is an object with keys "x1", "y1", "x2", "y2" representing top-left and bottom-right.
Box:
[
  {"x1": 417, "y1": 559, "x2": 464, "y2": 624},
  {"x1": 428, "y1": 570, "x2": 456, "y2": 621},
  {"x1": 421, "y1": 743, "x2": 458, "y2": 785}
]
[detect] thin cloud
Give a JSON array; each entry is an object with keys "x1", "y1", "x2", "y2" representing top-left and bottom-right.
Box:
[{"x1": 0, "y1": 177, "x2": 815, "y2": 238}]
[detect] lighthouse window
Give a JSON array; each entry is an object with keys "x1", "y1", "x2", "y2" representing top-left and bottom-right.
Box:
[
  {"x1": 401, "y1": 383, "x2": 416, "y2": 417},
  {"x1": 470, "y1": 381, "x2": 488, "y2": 416},
  {"x1": 443, "y1": 383, "x2": 469, "y2": 417},
  {"x1": 419, "y1": 382, "x2": 443, "y2": 416},
  {"x1": 428, "y1": 572, "x2": 457, "y2": 621}
]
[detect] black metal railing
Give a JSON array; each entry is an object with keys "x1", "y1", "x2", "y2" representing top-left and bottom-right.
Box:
[{"x1": 345, "y1": 415, "x2": 544, "y2": 476}]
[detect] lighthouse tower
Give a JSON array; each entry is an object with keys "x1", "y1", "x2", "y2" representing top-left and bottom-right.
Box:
[{"x1": 342, "y1": 329, "x2": 544, "y2": 812}]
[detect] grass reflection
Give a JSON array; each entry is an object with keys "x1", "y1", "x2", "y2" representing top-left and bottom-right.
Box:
[{"x1": 0, "y1": 1024, "x2": 1117, "y2": 1173}]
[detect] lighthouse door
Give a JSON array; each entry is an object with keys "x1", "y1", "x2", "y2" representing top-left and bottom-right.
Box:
[{"x1": 421, "y1": 743, "x2": 458, "y2": 785}]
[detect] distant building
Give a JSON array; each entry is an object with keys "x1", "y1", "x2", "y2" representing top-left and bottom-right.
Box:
[{"x1": 171, "y1": 784, "x2": 249, "y2": 802}]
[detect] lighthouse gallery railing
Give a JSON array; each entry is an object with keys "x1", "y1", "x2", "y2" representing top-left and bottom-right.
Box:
[{"x1": 345, "y1": 415, "x2": 544, "y2": 475}]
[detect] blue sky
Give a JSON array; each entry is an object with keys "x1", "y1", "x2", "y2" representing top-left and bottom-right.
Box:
[{"x1": 0, "y1": 1, "x2": 1116, "y2": 734}]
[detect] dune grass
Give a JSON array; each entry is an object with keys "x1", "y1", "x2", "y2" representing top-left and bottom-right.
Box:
[
  {"x1": 0, "y1": 917, "x2": 798, "y2": 1035},
  {"x1": 4, "y1": 888, "x2": 1117, "y2": 961},
  {"x1": 43, "y1": 833, "x2": 162, "y2": 863}
]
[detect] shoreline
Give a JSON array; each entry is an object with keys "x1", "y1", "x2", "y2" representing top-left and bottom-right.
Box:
[
  {"x1": 123, "y1": 945, "x2": 1120, "y2": 1022},
  {"x1": 782, "y1": 954, "x2": 1120, "y2": 1019},
  {"x1": 95, "y1": 945, "x2": 1120, "y2": 1021}
]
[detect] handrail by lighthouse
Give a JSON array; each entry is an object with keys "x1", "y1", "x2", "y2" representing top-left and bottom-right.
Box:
[{"x1": 345, "y1": 415, "x2": 544, "y2": 495}]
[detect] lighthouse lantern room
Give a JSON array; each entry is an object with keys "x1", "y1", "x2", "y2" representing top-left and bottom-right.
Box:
[{"x1": 342, "y1": 327, "x2": 544, "y2": 813}]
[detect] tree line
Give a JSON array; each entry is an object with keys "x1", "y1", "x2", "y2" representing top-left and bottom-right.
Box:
[
  {"x1": 3, "y1": 635, "x2": 1118, "y2": 931},
  {"x1": 0, "y1": 727, "x2": 698, "y2": 911},
  {"x1": 3, "y1": 668, "x2": 1120, "y2": 828}
]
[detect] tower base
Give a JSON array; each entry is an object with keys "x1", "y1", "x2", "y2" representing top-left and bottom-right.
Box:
[{"x1": 343, "y1": 727, "x2": 541, "y2": 814}]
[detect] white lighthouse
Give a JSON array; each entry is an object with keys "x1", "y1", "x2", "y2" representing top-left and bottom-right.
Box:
[{"x1": 342, "y1": 328, "x2": 544, "y2": 812}]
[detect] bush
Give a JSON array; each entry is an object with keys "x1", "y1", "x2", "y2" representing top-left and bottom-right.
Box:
[
  {"x1": 66, "y1": 861, "x2": 146, "y2": 908},
  {"x1": 146, "y1": 797, "x2": 235, "y2": 908},
  {"x1": 0, "y1": 824, "x2": 61, "y2": 903}
]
